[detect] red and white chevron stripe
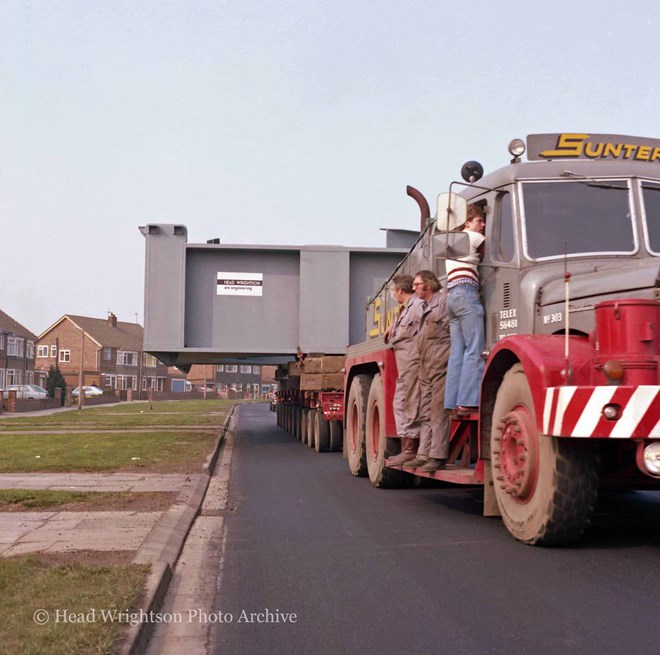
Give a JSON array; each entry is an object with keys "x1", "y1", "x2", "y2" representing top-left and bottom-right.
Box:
[{"x1": 543, "y1": 386, "x2": 660, "y2": 438}]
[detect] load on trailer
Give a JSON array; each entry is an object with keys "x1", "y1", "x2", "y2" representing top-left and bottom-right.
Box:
[{"x1": 338, "y1": 133, "x2": 660, "y2": 545}]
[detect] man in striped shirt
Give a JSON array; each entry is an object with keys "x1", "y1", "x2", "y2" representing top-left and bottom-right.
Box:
[{"x1": 444, "y1": 204, "x2": 486, "y2": 413}]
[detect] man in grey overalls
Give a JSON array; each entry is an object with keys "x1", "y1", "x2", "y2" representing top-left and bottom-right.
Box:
[
  {"x1": 403, "y1": 270, "x2": 451, "y2": 472},
  {"x1": 384, "y1": 273, "x2": 422, "y2": 466}
]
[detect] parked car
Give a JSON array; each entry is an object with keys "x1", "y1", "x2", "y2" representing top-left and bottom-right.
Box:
[
  {"x1": 72, "y1": 385, "x2": 104, "y2": 398},
  {"x1": 2, "y1": 384, "x2": 48, "y2": 399}
]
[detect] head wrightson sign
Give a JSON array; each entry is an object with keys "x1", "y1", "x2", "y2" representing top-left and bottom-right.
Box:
[{"x1": 527, "y1": 133, "x2": 660, "y2": 163}]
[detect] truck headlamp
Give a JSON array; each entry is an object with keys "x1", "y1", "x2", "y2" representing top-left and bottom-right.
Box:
[{"x1": 642, "y1": 443, "x2": 660, "y2": 476}]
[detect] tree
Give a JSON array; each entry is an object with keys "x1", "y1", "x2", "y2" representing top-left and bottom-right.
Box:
[{"x1": 46, "y1": 366, "x2": 66, "y2": 404}]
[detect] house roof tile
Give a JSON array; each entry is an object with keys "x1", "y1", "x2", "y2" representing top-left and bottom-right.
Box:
[
  {"x1": 63, "y1": 315, "x2": 143, "y2": 350},
  {"x1": 0, "y1": 309, "x2": 38, "y2": 341}
]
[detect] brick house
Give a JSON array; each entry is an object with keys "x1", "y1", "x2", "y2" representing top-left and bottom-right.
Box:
[
  {"x1": 35, "y1": 313, "x2": 172, "y2": 396},
  {"x1": 187, "y1": 363, "x2": 278, "y2": 398},
  {"x1": 0, "y1": 309, "x2": 39, "y2": 389}
]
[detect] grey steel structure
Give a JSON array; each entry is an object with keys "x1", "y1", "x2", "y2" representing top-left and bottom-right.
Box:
[{"x1": 140, "y1": 225, "x2": 410, "y2": 368}]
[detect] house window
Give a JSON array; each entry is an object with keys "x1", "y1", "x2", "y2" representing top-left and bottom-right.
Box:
[
  {"x1": 37, "y1": 345, "x2": 49, "y2": 358},
  {"x1": 252, "y1": 365, "x2": 260, "y2": 374},
  {"x1": 117, "y1": 375, "x2": 137, "y2": 390},
  {"x1": 216, "y1": 365, "x2": 224, "y2": 372},
  {"x1": 103, "y1": 347, "x2": 112, "y2": 361},
  {"x1": 0, "y1": 334, "x2": 4, "y2": 349},
  {"x1": 27, "y1": 341, "x2": 34, "y2": 359},
  {"x1": 225, "y1": 365, "x2": 237, "y2": 373},
  {"x1": 117, "y1": 351, "x2": 138, "y2": 366},
  {"x1": 0, "y1": 370, "x2": 4, "y2": 387},
  {"x1": 7, "y1": 337, "x2": 24, "y2": 357},
  {"x1": 59, "y1": 349, "x2": 71, "y2": 363},
  {"x1": 6, "y1": 369, "x2": 22, "y2": 385},
  {"x1": 143, "y1": 354, "x2": 158, "y2": 367},
  {"x1": 104, "y1": 374, "x2": 116, "y2": 389},
  {"x1": 50, "y1": 345, "x2": 57, "y2": 358},
  {"x1": 240, "y1": 365, "x2": 251, "y2": 374}
]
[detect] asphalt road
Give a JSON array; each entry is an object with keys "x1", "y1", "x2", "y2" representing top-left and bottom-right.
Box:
[{"x1": 210, "y1": 403, "x2": 660, "y2": 655}]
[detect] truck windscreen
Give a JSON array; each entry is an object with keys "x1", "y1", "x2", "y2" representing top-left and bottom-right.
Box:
[
  {"x1": 521, "y1": 180, "x2": 634, "y2": 259},
  {"x1": 641, "y1": 181, "x2": 660, "y2": 254}
]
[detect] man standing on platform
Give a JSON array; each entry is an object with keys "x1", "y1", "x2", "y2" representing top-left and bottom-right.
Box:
[
  {"x1": 403, "y1": 269, "x2": 451, "y2": 472},
  {"x1": 383, "y1": 273, "x2": 422, "y2": 466}
]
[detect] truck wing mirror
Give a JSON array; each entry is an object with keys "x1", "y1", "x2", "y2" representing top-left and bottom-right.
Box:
[
  {"x1": 433, "y1": 231, "x2": 470, "y2": 259},
  {"x1": 435, "y1": 192, "x2": 467, "y2": 232}
]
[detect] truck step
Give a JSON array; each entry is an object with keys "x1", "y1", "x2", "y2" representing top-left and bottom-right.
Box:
[{"x1": 386, "y1": 460, "x2": 485, "y2": 485}]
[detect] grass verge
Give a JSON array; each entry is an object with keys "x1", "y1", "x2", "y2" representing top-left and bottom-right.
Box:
[
  {"x1": 0, "y1": 399, "x2": 248, "y2": 431},
  {"x1": 0, "y1": 430, "x2": 218, "y2": 473},
  {"x1": 0, "y1": 555, "x2": 149, "y2": 655}
]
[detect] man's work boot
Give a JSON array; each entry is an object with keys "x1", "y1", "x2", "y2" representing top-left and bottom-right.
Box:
[
  {"x1": 403, "y1": 454, "x2": 428, "y2": 469},
  {"x1": 386, "y1": 438, "x2": 417, "y2": 466},
  {"x1": 419, "y1": 457, "x2": 447, "y2": 472}
]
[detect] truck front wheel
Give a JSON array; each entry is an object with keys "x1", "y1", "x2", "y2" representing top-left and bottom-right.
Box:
[
  {"x1": 490, "y1": 363, "x2": 599, "y2": 546},
  {"x1": 346, "y1": 374, "x2": 371, "y2": 476}
]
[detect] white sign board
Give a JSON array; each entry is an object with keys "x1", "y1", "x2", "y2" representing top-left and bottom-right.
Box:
[{"x1": 216, "y1": 272, "x2": 263, "y2": 296}]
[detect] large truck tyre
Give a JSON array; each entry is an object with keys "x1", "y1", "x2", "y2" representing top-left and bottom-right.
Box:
[
  {"x1": 365, "y1": 374, "x2": 410, "y2": 488},
  {"x1": 300, "y1": 408, "x2": 309, "y2": 444},
  {"x1": 346, "y1": 374, "x2": 371, "y2": 476},
  {"x1": 314, "y1": 411, "x2": 331, "y2": 452},
  {"x1": 329, "y1": 421, "x2": 343, "y2": 452},
  {"x1": 307, "y1": 409, "x2": 316, "y2": 449},
  {"x1": 490, "y1": 363, "x2": 599, "y2": 546}
]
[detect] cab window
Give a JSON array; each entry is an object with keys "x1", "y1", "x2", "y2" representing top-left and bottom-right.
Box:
[{"x1": 491, "y1": 191, "x2": 515, "y2": 263}]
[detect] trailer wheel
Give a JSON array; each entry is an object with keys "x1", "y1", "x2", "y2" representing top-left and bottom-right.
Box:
[
  {"x1": 314, "y1": 411, "x2": 331, "y2": 452},
  {"x1": 490, "y1": 363, "x2": 599, "y2": 546},
  {"x1": 307, "y1": 410, "x2": 316, "y2": 449},
  {"x1": 329, "y1": 421, "x2": 343, "y2": 452},
  {"x1": 300, "y1": 408, "x2": 309, "y2": 444},
  {"x1": 365, "y1": 374, "x2": 410, "y2": 488},
  {"x1": 346, "y1": 374, "x2": 371, "y2": 476},
  {"x1": 288, "y1": 405, "x2": 295, "y2": 433},
  {"x1": 291, "y1": 406, "x2": 298, "y2": 439}
]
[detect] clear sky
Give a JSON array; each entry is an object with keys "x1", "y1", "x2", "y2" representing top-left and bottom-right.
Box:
[{"x1": 3, "y1": 0, "x2": 659, "y2": 335}]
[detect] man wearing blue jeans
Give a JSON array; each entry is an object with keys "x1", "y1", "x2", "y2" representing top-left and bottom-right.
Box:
[{"x1": 444, "y1": 204, "x2": 486, "y2": 413}]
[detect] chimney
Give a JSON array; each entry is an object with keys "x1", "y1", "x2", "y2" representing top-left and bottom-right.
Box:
[{"x1": 108, "y1": 313, "x2": 117, "y2": 328}]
